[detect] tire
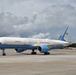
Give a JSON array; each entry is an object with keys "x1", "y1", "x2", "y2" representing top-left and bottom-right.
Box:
[
  {"x1": 31, "y1": 52, "x2": 37, "y2": 55},
  {"x1": 2, "y1": 53, "x2": 6, "y2": 56},
  {"x1": 44, "y1": 52, "x2": 50, "y2": 55}
]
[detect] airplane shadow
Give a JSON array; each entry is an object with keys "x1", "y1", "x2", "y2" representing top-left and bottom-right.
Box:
[
  {"x1": 20, "y1": 52, "x2": 67, "y2": 56},
  {"x1": 0, "y1": 53, "x2": 67, "y2": 56}
]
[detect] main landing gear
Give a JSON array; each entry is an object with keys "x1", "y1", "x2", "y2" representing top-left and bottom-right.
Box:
[
  {"x1": 44, "y1": 52, "x2": 50, "y2": 55},
  {"x1": 2, "y1": 49, "x2": 6, "y2": 56},
  {"x1": 31, "y1": 49, "x2": 37, "y2": 55}
]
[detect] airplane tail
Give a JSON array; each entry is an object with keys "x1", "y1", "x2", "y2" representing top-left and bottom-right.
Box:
[{"x1": 59, "y1": 27, "x2": 68, "y2": 41}]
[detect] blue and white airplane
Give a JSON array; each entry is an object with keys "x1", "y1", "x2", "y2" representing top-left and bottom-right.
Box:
[{"x1": 0, "y1": 27, "x2": 69, "y2": 56}]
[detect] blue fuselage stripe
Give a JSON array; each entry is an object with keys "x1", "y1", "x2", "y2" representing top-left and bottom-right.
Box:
[{"x1": 0, "y1": 44, "x2": 36, "y2": 49}]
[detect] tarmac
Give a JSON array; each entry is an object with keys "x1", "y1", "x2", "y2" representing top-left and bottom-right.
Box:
[{"x1": 0, "y1": 48, "x2": 76, "y2": 75}]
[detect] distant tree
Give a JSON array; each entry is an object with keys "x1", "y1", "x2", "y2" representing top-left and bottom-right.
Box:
[{"x1": 68, "y1": 43, "x2": 76, "y2": 47}]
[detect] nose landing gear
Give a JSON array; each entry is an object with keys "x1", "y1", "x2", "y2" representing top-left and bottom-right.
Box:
[{"x1": 2, "y1": 49, "x2": 6, "y2": 56}]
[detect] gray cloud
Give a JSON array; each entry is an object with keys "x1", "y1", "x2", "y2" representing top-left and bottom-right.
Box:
[
  {"x1": 6, "y1": 5, "x2": 76, "y2": 42},
  {"x1": 31, "y1": 33, "x2": 51, "y2": 39},
  {"x1": 0, "y1": 12, "x2": 29, "y2": 37},
  {"x1": 33, "y1": 5, "x2": 76, "y2": 28},
  {"x1": 0, "y1": 0, "x2": 75, "y2": 42}
]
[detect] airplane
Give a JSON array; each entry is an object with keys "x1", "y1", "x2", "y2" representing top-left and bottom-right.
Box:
[{"x1": 0, "y1": 27, "x2": 69, "y2": 56}]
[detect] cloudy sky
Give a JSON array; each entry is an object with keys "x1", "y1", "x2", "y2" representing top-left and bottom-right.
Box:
[{"x1": 0, "y1": 0, "x2": 76, "y2": 42}]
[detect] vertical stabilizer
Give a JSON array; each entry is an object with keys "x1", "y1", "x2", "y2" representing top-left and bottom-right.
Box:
[{"x1": 59, "y1": 27, "x2": 68, "y2": 41}]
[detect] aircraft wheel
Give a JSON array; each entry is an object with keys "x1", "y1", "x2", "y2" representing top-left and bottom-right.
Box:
[
  {"x1": 2, "y1": 53, "x2": 6, "y2": 56},
  {"x1": 31, "y1": 52, "x2": 37, "y2": 55},
  {"x1": 44, "y1": 52, "x2": 50, "y2": 55}
]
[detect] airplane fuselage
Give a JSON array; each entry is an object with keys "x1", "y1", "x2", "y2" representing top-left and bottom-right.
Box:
[{"x1": 0, "y1": 37, "x2": 68, "y2": 46}]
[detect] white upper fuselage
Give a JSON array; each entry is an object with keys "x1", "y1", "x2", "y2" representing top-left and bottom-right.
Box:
[{"x1": 0, "y1": 37, "x2": 69, "y2": 46}]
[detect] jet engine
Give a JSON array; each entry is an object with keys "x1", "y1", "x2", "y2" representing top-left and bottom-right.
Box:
[{"x1": 38, "y1": 45, "x2": 49, "y2": 53}]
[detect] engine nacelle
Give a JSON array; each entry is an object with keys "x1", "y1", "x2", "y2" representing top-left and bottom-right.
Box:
[
  {"x1": 38, "y1": 45, "x2": 49, "y2": 53},
  {"x1": 15, "y1": 48, "x2": 25, "y2": 53}
]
